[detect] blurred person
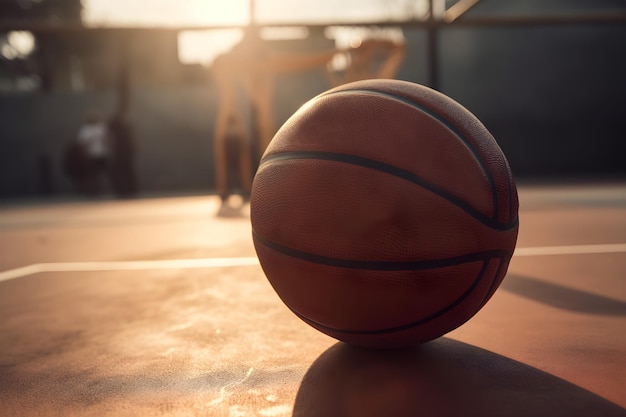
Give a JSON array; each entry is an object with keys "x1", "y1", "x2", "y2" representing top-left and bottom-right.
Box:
[
  {"x1": 212, "y1": 27, "x2": 337, "y2": 216},
  {"x1": 108, "y1": 110, "x2": 138, "y2": 198},
  {"x1": 75, "y1": 109, "x2": 111, "y2": 197},
  {"x1": 210, "y1": 29, "x2": 404, "y2": 216},
  {"x1": 62, "y1": 137, "x2": 88, "y2": 193},
  {"x1": 215, "y1": 113, "x2": 252, "y2": 217}
]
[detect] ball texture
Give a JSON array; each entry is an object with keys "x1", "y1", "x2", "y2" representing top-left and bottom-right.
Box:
[{"x1": 250, "y1": 79, "x2": 519, "y2": 348}]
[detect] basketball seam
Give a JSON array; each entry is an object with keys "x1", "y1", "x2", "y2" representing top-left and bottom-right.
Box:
[
  {"x1": 476, "y1": 258, "x2": 507, "y2": 313},
  {"x1": 314, "y1": 88, "x2": 506, "y2": 223},
  {"x1": 286, "y1": 258, "x2": 500, "y2": 335},
  {"x1": 253, "y1": 230, "x2": 510, "y2": 271},
  {"x1": 506, "y1": 161, "x2": 517, "y2": 224},
  {"x1": 258, "y1": 151, "x2": 518, "y2": 231}
]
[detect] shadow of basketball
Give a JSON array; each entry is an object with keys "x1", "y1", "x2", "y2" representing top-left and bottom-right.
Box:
[
  {"x1": 292, "y1": 338, "x2": 625, "y2": 417},
  {"x1": 501, "y1": 274, "x2": 626, "y2": 316}
]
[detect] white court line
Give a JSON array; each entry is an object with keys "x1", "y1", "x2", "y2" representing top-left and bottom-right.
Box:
[
  {"x1": 513, "y1": 243, "x2": 626, "y2": 257},
  {"x1": 0, "y1": 243, "x2": 625, "y2": 283},
  {"x1": 0, "y1": 257, "x2": 260, "y2": 283}
]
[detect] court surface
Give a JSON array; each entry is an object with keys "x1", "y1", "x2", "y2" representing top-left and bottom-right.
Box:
[{"x1": 0, "y1": 182, "x2": 625, "y2": 417}]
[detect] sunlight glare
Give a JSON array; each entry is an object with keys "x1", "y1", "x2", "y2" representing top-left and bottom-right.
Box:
[
  {"x1": 83, "y1": 0, "x2": 429, "y2": 27},
  {"x1": 81, "y1": 0, "x2": 416, "y2": 66},
  {"x1": 82, "y1": 0, "x2": 249, "y2": 27},
  {"x1": 178, "y1": 29, "x2": 243, "y2": 66}
]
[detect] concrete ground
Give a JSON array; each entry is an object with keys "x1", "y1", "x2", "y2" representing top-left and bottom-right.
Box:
[{"x1": 0, "y1": 183, "x2": 625, "y2": 417}]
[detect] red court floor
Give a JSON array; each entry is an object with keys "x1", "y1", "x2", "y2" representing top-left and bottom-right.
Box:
[{"x1": 0, "y1": 183, "x2": 625, "y2": 416}]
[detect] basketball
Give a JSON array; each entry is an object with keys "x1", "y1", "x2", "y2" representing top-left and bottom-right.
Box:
[{"x1": 250, "y1": 79, "x2": 519, "y2": 349}]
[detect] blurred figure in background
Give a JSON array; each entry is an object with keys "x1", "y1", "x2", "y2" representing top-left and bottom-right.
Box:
[
  {"x1": 108, "y1": 110, "x2": 138, "y2": 198},
  {"x1": 211, "y1": 27, "x2": 338, "y2": 216},
  {"x1": 74, "y1": 109, "x2": 111, "y2": 197},
  {"x1": 214, "y1": 113, "x2": 252, "y2": 216}
]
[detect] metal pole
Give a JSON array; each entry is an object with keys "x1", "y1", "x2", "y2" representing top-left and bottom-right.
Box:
[{"x1": 426, "y1": 0, "x2": 440, "y2": 91}]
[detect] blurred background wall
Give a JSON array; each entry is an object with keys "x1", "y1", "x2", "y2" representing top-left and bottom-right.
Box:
[{"x1": 1, "y1": 0, "x2": 625, "y2": 199}]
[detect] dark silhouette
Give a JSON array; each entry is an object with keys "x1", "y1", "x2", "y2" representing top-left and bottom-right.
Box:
[
  {"x1": 502, "y1": 274, "x2": 626, "y2": 316},
  {"x1": 108, "y1": 111, "x2": 138, "y2": 198},
  {"x1": 294, "y1": 339, "x2": 626, "y2": 417},
  {"x1": 71, "y1": 109, "x2": 111, "y2": 197}
]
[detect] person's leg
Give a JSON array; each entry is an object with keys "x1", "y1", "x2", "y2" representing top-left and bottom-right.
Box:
[
  {"x1": 214, "y1": 132, "x2": 229, "y2": 204},
  {"x1": 237, "y1": 136, "x2": 253, "y2": 201}
]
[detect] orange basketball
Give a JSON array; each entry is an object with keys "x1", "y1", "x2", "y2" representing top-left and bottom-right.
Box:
[{"x1": 250, "y1": 79, "x2": 519, "y2": 349}]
